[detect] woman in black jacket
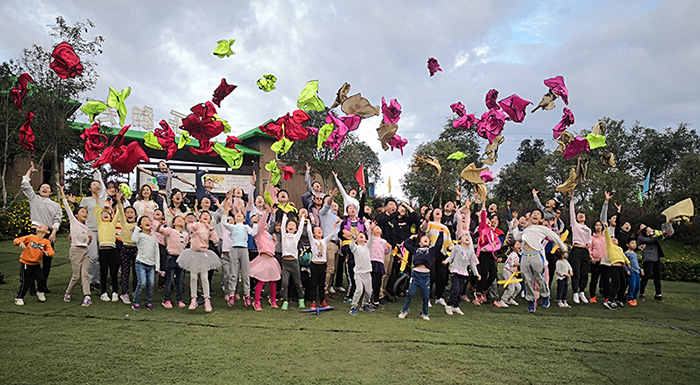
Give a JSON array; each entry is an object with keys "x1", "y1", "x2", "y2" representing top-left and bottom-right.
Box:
[{"x1": 636, "y1": 223, "x2": 673, "y2": 302}]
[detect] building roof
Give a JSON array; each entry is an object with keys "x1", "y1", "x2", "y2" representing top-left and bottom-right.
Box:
[
  {"x1": 70, "y1": 122, "x2": 263, "y2": 156},
  {"x1": 237, "y1": 119, "x2": 274, "y2": 142}
]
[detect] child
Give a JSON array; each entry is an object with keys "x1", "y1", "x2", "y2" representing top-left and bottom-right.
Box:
[
  {"x1": 58, "y1": 184, "x2": 93, "y2": 306},
  {"x1": 221, "y1": 202, "x2": 255, "y2": 307},
  {"x1": 131, "y1": 217, "x2": 161, "y2": 310},
  {"x1": 249, "y1": 206, "x2": 282, "y2": 311},
  {"x1": 555, "y1": 252, "x2": 573, "y2": 308},
  {"x1": 398, "y1": 232, "x2": 444, "y2": 320},
  {"x1": 442, "y1": 234, "x2": 480, "y2": 315},
  {"x1": 14, "y1": 225, "x2": 55, "y2": 305},
  {"x1": 278, "y1": 213, "x2": 308, "y2": 310},
  {"x1": 369, "y1": 225, "x2": 392, "y2": 308},
  {"x1": 177, "y1": 211, "x2": 221, "y2": 312},
  {"x1": 498, "y1": 241, "x2": 521, "y2": 308},
  {"x1": 158, "y1": 216, "x2": 190, "y2": 308},
  {"x1": 604, "y1": 224, "x2": 630, "y2": 310},
  {"x1": 625, "y1": 239, "x2": 642, "y2": 306},
  {"x1": 349, "y1": 220, "x2": 373, "y2": 315},
  {"x1": 118, "y1": 206, "x2": 138, "y2": 304},
  {"x1": 307, "y1": 219, "x2": 341, "y2": 309},
  {"x1": 151, "y1": 209, "x2": 168, "y2": 290},
  {"x1": 96, "y1": 192, "x2": 124, "y2": 302}
]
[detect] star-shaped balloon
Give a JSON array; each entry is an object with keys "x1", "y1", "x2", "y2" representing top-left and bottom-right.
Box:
[
  {"x1": 213, "y1": 39, "x2": 236, "y2": 58},
  {"x1": 297, "y1": 80, "x2": 325, "y2": 112},
  {"x1": 107, "y1": 86, "x2": 131, "y2": 126}
]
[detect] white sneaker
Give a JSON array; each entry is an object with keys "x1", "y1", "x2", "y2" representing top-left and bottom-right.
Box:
[
  {"x1": 337, "y1": 287, "x2": 346, "y2": 292},
  {"x1": 329, "y1": 287, "x2": 336, "y2": 294},
  {"x1": 558, "y1": 301, "x2": 566, "y2": 308},
  {"x1": 111, "y1": 292, "x2": 119, "y2": 302},
  {"x1": 419, "y1": 314, "x2": 430, "y2": 321},
  {"x1": 521, "y1": 291, "x2": 525, "y2": 298},
  {"x1": 497, "y1": 300, "x2": 509, "y2": 308},
  {"x1": 398, "y1": 311, "x2": 408, "y2": 319},
  {"x1": 573, "y1": 292, "x2": 580, "y2": 304},
  {"x1": 564, "y1": 302, "x2": 571, "y2": 308},
  {"x1": 436, "y1": 298, "x2": 446, "y2": 306},
  {"x1": 428, "y1": 300, "x2": 432, "y2": 308},
  {"x1": 37, "y1": 292, "x2": 46, "y2": 302},
  {"x1": 579, "y1": 292, "x2": 589, "y2": 303},
  {"x1": 452, "y1": 307, "x2": 464, "y2": 315},
  {"x1": 14, "y1": 298, "x2": 24, "y2": 306},
  {"x1": 445, "y1": 305, "x2": 453, "y2": 315},
  {"x1": 100, "y1": 293, "x2": 110, "y2": 302},
  {"x1": 507, "y1": 299, "x2": 519, "y2": 306}
]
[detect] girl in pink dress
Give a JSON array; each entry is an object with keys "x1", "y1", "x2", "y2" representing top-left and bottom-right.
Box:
[
  {"x1": 177, "y1": 212, "x2": 221, "y2": 312},
  {"x1": 249, "y1": 206, "x2": 282, "y2": 311}
]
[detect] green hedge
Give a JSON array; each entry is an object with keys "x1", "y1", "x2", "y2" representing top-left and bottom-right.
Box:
[
  {"x1": 0, "y1": 197, "x2": 71, "y2": 241},
  {"x1": 662, "y1": 257, "x2": 700, "y2": 283}
]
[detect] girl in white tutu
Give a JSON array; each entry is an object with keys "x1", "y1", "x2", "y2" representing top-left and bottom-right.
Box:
[
  {"x1": 177, "y1": 211, "x2": 221, "y2": 312},
  {"x1": 249, "y1": 205, "x2": 281, "y2": 311}
]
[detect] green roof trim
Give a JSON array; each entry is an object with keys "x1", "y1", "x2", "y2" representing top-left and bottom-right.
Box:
[
  {"x1": 70, "y1": 122, "x2": 263, "y2": 156},
  {"x1": 237, "y1": 119, "x2": 275, "y2": 142}
]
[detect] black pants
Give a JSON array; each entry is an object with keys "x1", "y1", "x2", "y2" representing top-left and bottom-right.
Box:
[
  {"x1": 371, "y1": 271, "x2": 383, "y2": 303},
  {"x1": 99, "y1": 247, "x2": 119, "y2": 295},
  {"x1": 600, "y1": 265, "x2": 613, "y2": 300},
  {"x1": 30, "y1": 240, "x2": 55, "y2": 294},
  {"x1": 447, "y1": 274, "x2": 467, "y2": 307},
  {"x1": 477, "y1": 251, "x2": 498, "y2": 293},
  {"x1": 335, "y1": 250, "x2": 346, "y2": 288},
  {"x1": 17, "y1": 263, "x2": 47, "y2": 298},
  {"x1": 547, "y1": 253, "x2": 558, "y2": 288},
  {"x1": 345, "y1": 263, "x2": 356, "y2": 298},
  {"x1": 589, "y1": 262, "x2": 602, "y2": 298},
  {"x1": 309, "y1": 263, "x2": 326, "y2": 303},
  {"x1": 611, "y1": 265, "x2": 627, "y2": 302},
  {"x1": 569, "y1": 247, "x2": 591, "y2": 293},
  {"x1": 556, "y1": 277, "x2": 569, "y2": 301},
  {"x1": 641, "y1": 260, "x2": 662, "y2": 296},
  {"x1": 431, "y1": 253, "x2": 448, "y2": 299},
  {"x1": 300, "y1": 267, "x2": 311, "y2": 302}
]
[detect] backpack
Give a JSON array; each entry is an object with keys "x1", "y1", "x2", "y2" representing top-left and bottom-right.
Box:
[{"x1": 299, "y1": 247, "x2": 312, "y2": 267}]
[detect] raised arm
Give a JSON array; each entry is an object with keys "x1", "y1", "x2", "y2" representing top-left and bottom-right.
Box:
[
  {"x1": 137, "y1": 165, "x2": 153, "y2": 177},
  {"x1": 94, "y1": 169, "x2": 108, "y2": 205},
  {"x1": 600, "y1": 191, "x2": 612, "y2": 223},
  {"x1": 195, "y1": 169, "x2": 206, "y2": 200},
  {"x1": 21, "y1": 162, "x2": 39, "y2": 202},
  {"x1": 333, "y1": 171, "x2": 352, "y2": 208},
  {"x1": 532, "y1": 189, "x2": 545, "y2": 211},
  {"x1": 305, "y1": 163, "x2": 314, "y2": 193}
]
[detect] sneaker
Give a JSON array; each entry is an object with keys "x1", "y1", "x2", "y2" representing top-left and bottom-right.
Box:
[
  {"x1": 329, "y1": 287, "x2": 336, "y2": 294},
  {"x1": 497, "y1": 300, "x2": 509, "y2": 308},
  {"x1": 254, "y1": 302, "x2": 262, "y2": 311},
  {"x1": 337, "y1": 286, "x2": 346, "y2": 292},
  {"x1": 419, "y1": 313, "x2": 430, "y2": 321},
  {"x1": 310, "y1": 301, "x2": 317, "y2": 310},
  {"x1": 573, "y1": 292, "x2": 580, "y2": 304},
  {"x1": 590, "y1": 296, "x2": 598, "y2": 304},
  {"x1": 299, "y1": 299, "x2": 305, "y2": 308},
  {"x1": 204, "y1": 298, "x2": 212, "y2": 312},
  {"x1": 177, "y1": 301, "x2": 186, "y2": 308},
  {"x1": 398, "y1": 311, "x2": 408, "y2": 319},
  {"x1": 361, "y1": 305, "x2": 372, "y2": 313},
  {"x1": 111, "y1": 292, "x2": 119, "y2": 302},
  {"x1": 542, "y1": 297, "x2": 550, "y2": 309},
  {"x1": 161, "y1": 300, "x2": 172, "y2": 309},
  {"x1": 527, "y1": 301, "x2": 536, "y2": 313},
  {"x1": 472, "y1": 297, "x2": 482, "y2": 306},
  {"x1": 603, "y1": 300, "x2": 617, "y2": 310},
  {"x1": 558, "y1": 301, "x2": 566, "y2": 308},
  {"x1": 14, "y1": 298, "x2": 24, "y2": 306},
  {"x1": 343, "y1": 297, "x2": 352, "y2": 304},
  {"x1": 188, "y1": 298, "x2": 198, "y2": 310},
  {"x1": 37, "y1": 292, "x2": 46, "y2": 302},
  {"x1": 100, "y1": 293, "x2": 110, "y2": 302},
  {"x1": 616, "y1": 301, "x2": 625, "y2": 308},
  {"x1": 654, "y1": 294, "x2": 664, "y2": 302},
  {"x1": 81, "y1": 296, "x2": 92, "y2": 307},
  {"x1": 64, "y1": 293, "x2": 71, "y2": 302},
  {"x1": 445, "y1": 305, "x2": 454, "y2": 315},
  {"x1": 282, "y1": 301, "x2": 290, "y2": 310},
  {"x1": 120, "y1": 294, "x2": 131, "y2": 304},
  {"x1": 244, "y1": 295, "x2": 252, "y2": 307},
  {"x1": 269, "y1": 299, "x2": 278, "y2": 309},
  {"x1": 132, "y1": 304, "x2": 141, "y2": 310},
  {"x1": 349, "y1": 306, "x2": 358, "y2": 315},
  {"x1": 461, "y1": 295, "x2": 471, "y2": 303},
  {"x1": 639, "y1": 294, "x2": 646, "y2": 301},
  {"x1": 453, "y1": 307, "x2": 464, "y2": 315},
  {"x1": 507, "y1": 299, "x2": 519, "y2": 306},
  {"x1": 628, "y1": 299, "x2": 638, "y2": 307},
  {"x1": 428, "y1": 300, "x2": 432, "y2": 308},
  {"x1": 372, "y1": 302, "x2": 383, "y2": 309},
  {"x1": 146, "y1": 303, "x2": 154, "y2": 311},
  {"x1": 579, "y1": 292, "x2": 589, "y2": 304},
  {"x1": 521, "y1": 291, "x2": 526, "y2": 298},
  {"x1": 563, "y1": 301, "x2": 571, "y2": 308},
  {"x1": 320, "y1": 300, "x2": 328, "y2": 308},
  {"x1": 436, "y1": 298, "x2": 446, "y2": 306}
]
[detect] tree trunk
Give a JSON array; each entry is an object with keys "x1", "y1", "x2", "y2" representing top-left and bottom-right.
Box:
[
  {"x1": 1, "y1": 120, "x2": 8, "y2": 207},
  {"x1": 53, "y1": 143, "x2": 60, "y2": 185}
]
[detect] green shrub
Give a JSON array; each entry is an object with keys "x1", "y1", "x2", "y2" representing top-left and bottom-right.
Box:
[
  {"x1": 662, "y1": 257, "x2": 700, "y2": 283},
  {"x1": 0, "y1": 197, "x2": 71, "y2": 241}
]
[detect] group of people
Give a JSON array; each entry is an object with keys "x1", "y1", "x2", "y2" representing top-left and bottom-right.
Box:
[{"x1": 13, "y1": 160, "x2": 672, "y2": 320}]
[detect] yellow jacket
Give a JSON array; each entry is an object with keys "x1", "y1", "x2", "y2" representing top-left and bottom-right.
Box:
[
  {"x1": 96, "y1": 204, "x2": 122, "y2": 248},
  {"x1": 605, "y1": 227, "x2": 630, "y2": 266}
]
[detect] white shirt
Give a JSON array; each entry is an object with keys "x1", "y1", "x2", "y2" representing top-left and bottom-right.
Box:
[{"x1": 281, "y1": 216, "x2": 306, "y2": 258}]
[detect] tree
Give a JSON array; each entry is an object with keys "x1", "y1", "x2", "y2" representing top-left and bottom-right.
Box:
[
  {"x1": 280, "y1": 109, "x2": 381, "y2": 191},
  {"x1": 401, "y1": 119, "x2": 481, "y2": 206},
  {"x1": 0, "y1": 61, "x2": 25, "y2": 206}
]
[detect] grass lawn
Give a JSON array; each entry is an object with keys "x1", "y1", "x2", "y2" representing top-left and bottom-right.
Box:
[{"x1": 0, "y1": 235, "x2": 699, "y2": 385}]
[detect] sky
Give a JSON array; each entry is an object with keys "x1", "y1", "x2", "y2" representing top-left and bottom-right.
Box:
[{"x1": 2, "y1": 0, "x2": 699, "y2": 199}]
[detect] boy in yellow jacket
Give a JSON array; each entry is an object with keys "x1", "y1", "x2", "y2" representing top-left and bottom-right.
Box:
[{"x1": 14, "y1": 225, "x2": 55, "y2": 305}]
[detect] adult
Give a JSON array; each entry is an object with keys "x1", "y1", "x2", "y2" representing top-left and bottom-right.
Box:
[
  {"x1": 21, "y1": 162, "x2": 62, "y2": 292},
  {"x1": 475, "y1": 201, "x2": 502, "y2": 305},
  {"x1": 79, "y1": 169, "x2": 107, "y2": 289},
  {"x1": 381, "y1": 201, "x2": 419, "y2": 302},
  {"x1": 133, "y1": 184, "x2": 158, "y2": 219},
  {"x1": 568, "y1": 192, "x2": 592, "y2": 304},
  {"x1": 588, "y1": 220, "x2": 607, "y2": 304},
  {"x1": 637, "y1": 223, "x2": 672, "y2": 302},
  {"x1": 302, "y1": 163, "x2": 324, "y2": 210},
  {"x1": 532, "y1": 189, "x2": 558, "y2": 221},
  {"x1": 165, "y1": 189, "x2": 191, "y2": 227},
  {"x1": 375, "y1": 198, "x2": 399, "y2": 247},
  {"x1": 196, "y1": 168, "x2": 219, "y2": 205},
  {"x1": 332, "y1": 171, "x2": 359, "y2": 214}
]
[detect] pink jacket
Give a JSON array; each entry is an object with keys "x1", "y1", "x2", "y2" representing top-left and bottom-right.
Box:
[
  {"x1": 186, "y1": 222, "x2": 220, "y2": 252},
  {"x1": 255, "y1": 212, "x2": 277, "y2": 256},
  {"x1": 477, "y1": 209, "x2": 501, "y2": 256},
  {"x1": 590, "y1": 233, "x2": 606, "y2": 263},
  {"x1": 369, "y1": 236, "x2": 391, "y2": 263}
]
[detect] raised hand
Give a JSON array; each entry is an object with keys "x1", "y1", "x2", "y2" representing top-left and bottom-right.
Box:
[
  {"x1": 532, "y1": 189, "x2": 539, "y2": 196},
  {"x1": 604, "y1": 191, "x2": 613, "y2": 201},
  {"x1": 614, "y1": 203, "x2": 622, "y2": 212},
  {"x1": 306, "y1": 162, "x2": 311, "y2": 171}
]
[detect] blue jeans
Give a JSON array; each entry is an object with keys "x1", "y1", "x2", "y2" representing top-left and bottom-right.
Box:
[
  {"x1": 134, "y1": 261, "x2": 155, "y2": 305},
  {"x1": 401, "y1": 271, "x2": 430, "y2": 316},
  {"x1": 627, "y1": 271, "x2": 640, "y2": 300},
  {"x1": 163, "y1": 255, "x2": 184, "y2": 302}
]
